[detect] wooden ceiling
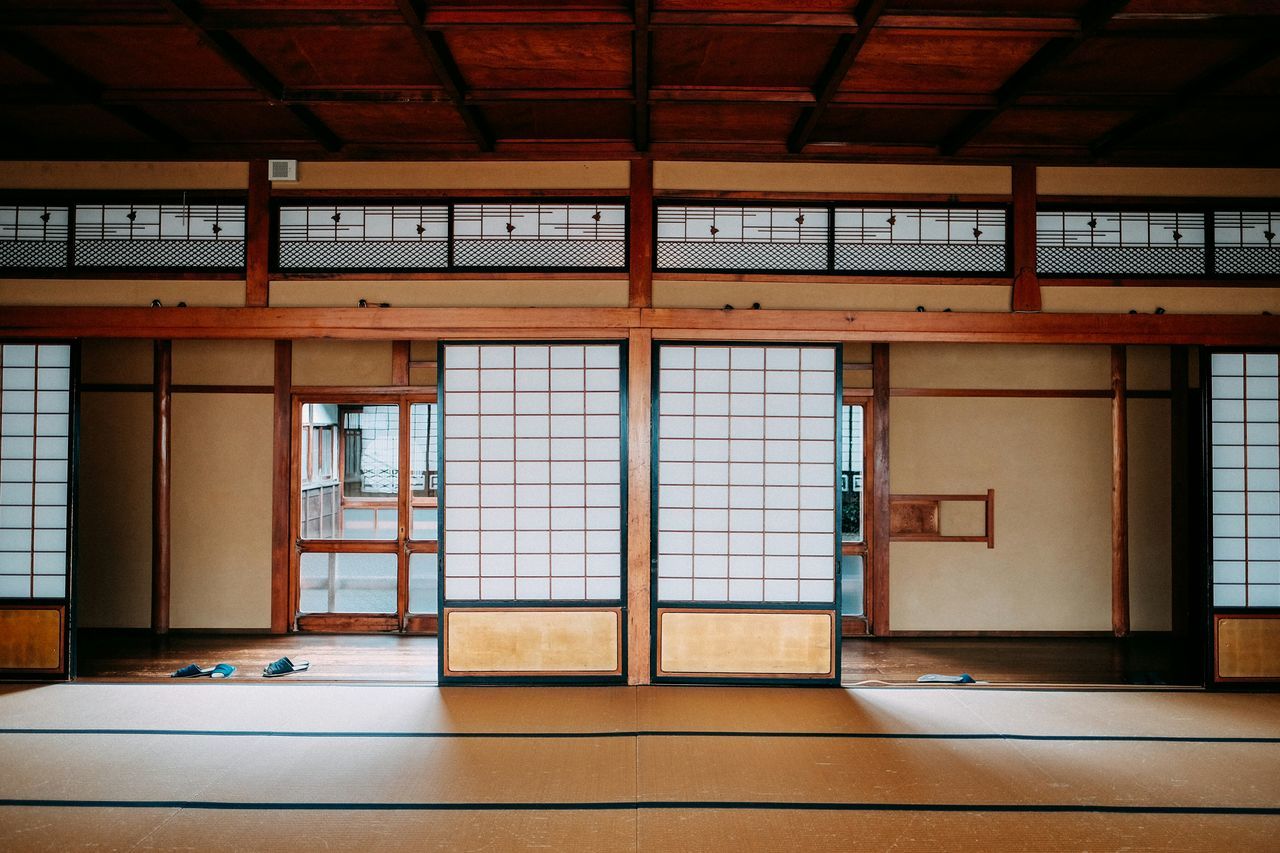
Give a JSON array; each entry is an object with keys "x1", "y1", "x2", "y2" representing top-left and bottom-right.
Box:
[{"x1": 2, "y1": 0, "x2": 1279, "y2": 164}]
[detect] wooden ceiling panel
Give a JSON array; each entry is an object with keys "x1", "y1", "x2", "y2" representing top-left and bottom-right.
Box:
[
  {"x1": 650, "y1": 103, "x2": 803, "y2": 142},
  {"x1": 811, "y1": 106, "x2": 971, "y2": 144},
  {"x1": 443, "y1": 28, "x2": 632, "y2": 89},
  {"x1": 652, "y1": 28, "x2": 839, "y2": 89},
  {"x1": 1121, "y1": 105, "x2": 1280, "y2": 152},
  {"x1": 1120, "y1": 0, "x2": 1280, "y2": 15},
  {"x1": 1034, "y1": 37, "x2": 1246, "y2": 94},
  {"x1": 1218, "y1": 55, "x2": 1280, "y2": 97},
  {"x1": 134, "y1": 101, "x2": 320, "y2": 142},
  {"x1": 887, "y1": 0, "x2": 1085, "y2": 12},
  {"x1": 0, "y1": 104, "x2": 158, "y2": 145},
  {"x1": 306, "y1": 102, "x2": 473, "y2": 142},
  {"x1": 969, "y1": 108, "x2": 1132, "y2": 147},
  {"x1": 484, "y1": 101, "x2": 632, "y2": 140},
  {"x1": 229, "y1": 27, "x2": 441, "y2": 89},
  {"x1": 655, "y1": 0, "x2": 856, "y2": 10},
  {"x1": 14, "y1": 26, "x2": 252, "y2": 90},
  {"x1": 201, "y1": 0, "x2": 399, "y2": 8},
  {"x1": 842, "y1": 30, "x2": 1051, "y2": 93}
]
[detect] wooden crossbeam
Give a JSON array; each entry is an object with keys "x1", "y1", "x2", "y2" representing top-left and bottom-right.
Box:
[
  {"x1": 939, "y1": 0, "x2": 1132, "y2": 156},
  {"x1": 1092, "y1": 39, "x2": 1280, "y2": 157},
  {"x1": 0, "y1": 32, "x2": 186, "y2": 150},
  {"x1": 394, "y1": 0, "x2": 494, "y2": 152},
  {"x1": 161, "y1": 0, "x2": 343, "y2": 152},
  {"x1": 786, "y1": 0, "x2": 892, "y2": 153}
]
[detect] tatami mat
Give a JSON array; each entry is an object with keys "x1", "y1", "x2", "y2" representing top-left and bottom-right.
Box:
[{"x1": 1, "y1": 683, "x2": 1278, "y2": 851}]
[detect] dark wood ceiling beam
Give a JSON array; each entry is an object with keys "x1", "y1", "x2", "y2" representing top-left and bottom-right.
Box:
[
  {"x1": 0, "y1": 31, "x2": 186, "y2": 150},
  {"x1": 938, "y1": 0, "x2": 1132, "y2": 156},
  {"x1": 634, "y1": 0, "x2": 651, "y2": 151},
  {"x1": 160, "y1": 0, "x2": 343, "y2": 152},
  {"x1": 1091, "y1": 39, "x2": 1280, "y2": 157},
  {"x1": 393, "y1": 0, "x2": 494, "y2": 152},
  {"x1": 786, "y1": 0, "x2": 893, "y2": 153}
]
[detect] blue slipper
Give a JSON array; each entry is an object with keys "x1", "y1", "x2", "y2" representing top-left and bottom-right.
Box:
[
  {"x1": 210, "y1": 663, "x2": 236, "y2": 679},
  {"x1": 263, "y1": 657, "x2": 310, "y2": 678},
  {"x1": 172, "y1": 663, "x2": 212, "y2": 678}
]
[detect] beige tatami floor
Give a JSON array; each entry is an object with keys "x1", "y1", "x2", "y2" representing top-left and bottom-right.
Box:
[{"x1": 0, "y1": 683, "x2": 1277, "y2": 851}]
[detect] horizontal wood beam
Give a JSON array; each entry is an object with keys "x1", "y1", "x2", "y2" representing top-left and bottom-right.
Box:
[{"x1": 2, "y1": 305, "x2": 1278, "y2": 345}]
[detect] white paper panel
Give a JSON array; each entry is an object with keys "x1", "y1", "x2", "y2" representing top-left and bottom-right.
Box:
[
  {"x1": 0, "y1": 344, "x2": 71, "y2": 599},
  {"x1": 1211, "y1": 350, "x2": 1280, "y2": 608},
  {"x1": 442, "y1": 343, "x2": 623, "y2": 601},
  {"x1": 657, "y1": 344, "x2": 838, "y2": 604}
]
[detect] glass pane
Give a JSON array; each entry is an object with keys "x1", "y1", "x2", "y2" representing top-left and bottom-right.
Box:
[
  {"x1": 410, "y1": 403, "x2": 438, "y2": 504},
  {"x1": 299, "y1": 551, "x2": 396, "y2": 614},
  {"x1": 299, "y1": 403, "x2": 398, "y2": 540},
  {"x1": 411, "y1": 508, "x2": 438, "y2": 540},
  {"x1": 841, "y1": 404, "x2": 863, "y2": 542},
  {"x1": 841, "y1": 553, "x2": 864, "y2": 617},
  {"x1": 409, "y1": 552, "x2": 438, "y2": 614}
]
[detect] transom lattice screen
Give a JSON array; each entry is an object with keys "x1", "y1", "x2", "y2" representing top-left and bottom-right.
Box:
[
  {"x1": 74, "y1": 203, "x2": 246, "y2": 269},
  {"x1": 655, "y1": 203, "x2": 1008, "y2": 274},
  {"x1": 441, "y1": 343, "x2": 624, "y2": 602},
  {"x1": 0, "y1": 344, "x2": 72, "y2": 599},
  {"x1": 1215, "y1": 211, "x2": 1280, "y2": 276},
  {"x1": 655, "y1": 344, "x2": 839, "y2": 604},
  {"x1": 1210, "y1": 352, "x2": 1280, "y2": 608},
  {"x1": 278, "y1": 202, "x2": 626, "y2": 271}
]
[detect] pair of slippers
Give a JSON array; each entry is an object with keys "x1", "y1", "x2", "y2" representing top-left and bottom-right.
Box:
[
  {"x1": 170, "y1": 657, "x2": 311, "y2": 679},
  {"x1": 171, "y1": 663, "x2": 235, "y2": 679}
]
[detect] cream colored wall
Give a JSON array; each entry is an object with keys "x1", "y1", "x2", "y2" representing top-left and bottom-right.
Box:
[
  {"x1": 293, "y1": 340, "x2": 393, "y2": 386},
  {"x1": 654, "y1": 162, "x2": 1010, "y2": 194},
  {"x1": 77, "y1": 392, "x2": 152, "y2": 628},
  {"x1": 653, "y1": 281, "x2": 1009, "y2": 312},
  {"x1": 1038, "y1": 167, "x2": 1280, "y2": 197},
  {"x1": 170, "y1": 394, "x2": 273, "y2": 629},
  {"x1": 889, "y1": 396, "x2": 1114, "y2": 631},
  {"x1": 885, "y1": 343, "x2": 1171, "y2": 632},
  {"x1": 173, "y1": 340, "x2": 275, "y2": 385},
  {"x1": 0, "y1": 161, "x2": 248, "y2": 189},
  {"x1": 271, "y1": 280, "x2": 629, "y2": 308},
  {"x1": 292, "y1": 160, "x2": 629, "y2": 190},
  {"x1": 0, "y1": 280, "x2": 246, "y2": 307},
  {"x1": 892, "y1": 342, "x2": 1108, "y2": 389},
  {"x1": 77, "y1": 340, "x2": 277, "y2": 630},
  {"x1": 1042, "y1": 286, "x2": 1280, "y2": 315},
  {"x1": 1129, "y1": 398, "x2": 1172, "y2": 632}
]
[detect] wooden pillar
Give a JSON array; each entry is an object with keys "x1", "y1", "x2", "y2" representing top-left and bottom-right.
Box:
[
  {"x1": 270, "y1": 340, "x2": 293, "y2": 633},
  {"x1": 392, "y1": 340, "x2": 411, "y2": 386},
  {"x1": 626, "y1": 327, "x2": 653, "y2": 684},
  {"x1": 1010, "y1": 163, "x2": 1042, "y2": 313},
  {"x1": 1112, "y1": 345, "x2": 1130, "y2": 638},
  {"x1": 151, "y1": 340, "x2": 172, "y2": 636},
  {"x1": 869, "y1": 343, "x2": 891, "y2": 635},
  {"x1": 245, "y1": 158, "x2": 270, "y2": 308},
  {"x1": 628, "y1": 159, "x2": 654, "y2": 309}
]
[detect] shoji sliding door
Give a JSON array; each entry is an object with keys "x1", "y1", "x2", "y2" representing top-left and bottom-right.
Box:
[
  {"x1": 653, "y1": 343, "x2": 841, "y2": 683},
  {"x1": 439, "y1": 342, "x2": 626, "y2": 682},
  {"x1": 0, "y1": 343, "x2": 75, "y2": 680},
  {"x1": 1207, "y1": 350, "x2": 1280, "y2": 684}
]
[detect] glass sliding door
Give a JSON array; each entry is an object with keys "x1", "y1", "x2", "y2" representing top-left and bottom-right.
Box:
[
  {"x1": 438, "y1": 342, "x2": 626, "y2": 682},
  {"x1": 653, "y1": 342, "x2": 841, "y2": 683},
  {"x1": 293, "y1": 394, "x2": 438, "y2": 632},
  {"x1": 0, "y1": 342, "x2": 75, "y2": 680}
]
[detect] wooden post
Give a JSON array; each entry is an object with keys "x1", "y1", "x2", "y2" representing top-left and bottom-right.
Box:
[
  {"x1": 629, "y1": 159, "x2": 654, "y2": 309},
  {"x1": 270, "y1": 340, "x2": 293, "y2": 633},
  {"x1": 151, "y1": 340, "x2": 172, "y2": 636},
  {"x1": 869, "y1": 343, "x2": 891, "y2": 635},
  {"x1": 1011, "y1": 163, "x2": 1042, "y2": 313},
  {"x1": 245, "y1": 159, "x2": 270, "y2": 308},
  {"x1": 1169, "y1": 346, "x2": 1191, "y2": 638},
  {"x1": 392, "y1": 340, "x2": 410, "y2": 386},
  {"x1": 1112, "y1": 345, "x2": 1130, "y2": 637},
  {"x1": 626, "y1": 327, "x2": 652, "y2": 684}
]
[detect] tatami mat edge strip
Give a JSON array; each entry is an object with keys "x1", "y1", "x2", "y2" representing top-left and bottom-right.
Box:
[
  {"x1": 2, "y1": 800, "x2": 1278, "y2": 816},
  {"x1": 3, "y1": 727, "x2": 1277, "y2": 744}
]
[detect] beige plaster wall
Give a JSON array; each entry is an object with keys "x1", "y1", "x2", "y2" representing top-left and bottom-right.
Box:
[
  {"x1": 169, "y1": 394, "x2": 273, "y2": 630},
  {"x1": 76, "y1": 392, "x2": 152, "y2": 628}
]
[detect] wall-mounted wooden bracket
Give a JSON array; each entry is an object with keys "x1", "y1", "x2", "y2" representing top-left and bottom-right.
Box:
[{"x1": 889, "y1": 489, "x2": 995, "y2": 548}]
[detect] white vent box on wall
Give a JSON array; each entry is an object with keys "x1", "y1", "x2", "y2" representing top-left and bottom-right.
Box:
[{"x1": 268, "y1": 159, "x2": 298, "y2": 181}]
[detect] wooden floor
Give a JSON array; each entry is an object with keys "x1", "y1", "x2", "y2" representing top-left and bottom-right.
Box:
[
  {"x1": 0, "y1": 682, "x2": 1276, "y2": 851},
  {"x1": 75, "y1": 630, "x2": 1197, "y2": 685}
]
